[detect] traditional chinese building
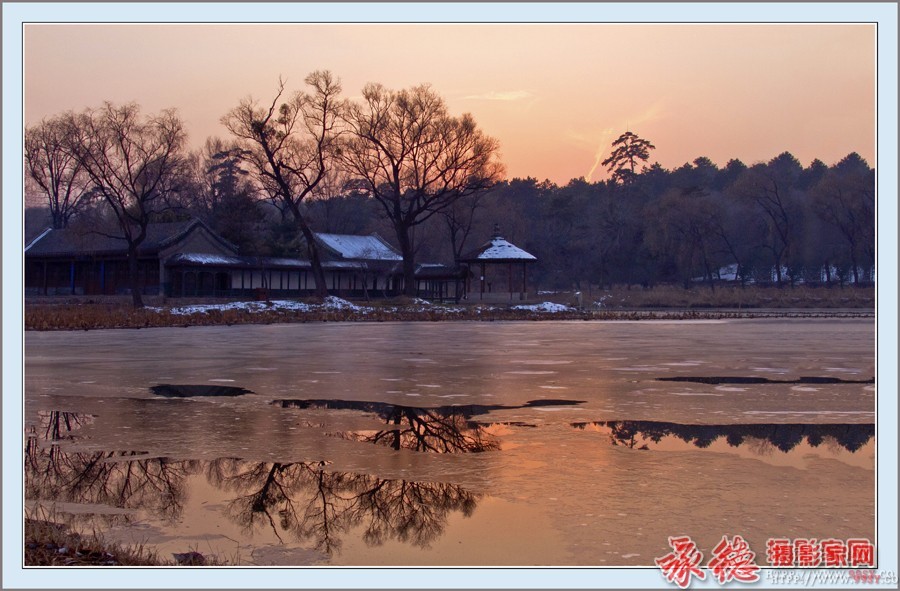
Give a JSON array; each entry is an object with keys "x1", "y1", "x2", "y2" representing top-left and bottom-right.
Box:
[
  {"x1": 460, "y1": 225, "x2": 537, "y2": 301},
  {"x1": 24, "y1": 220, "x2": 463, "y2": 300},
  {"x1": 24, "y1": 219, "x2": 237, "y2": 297}
]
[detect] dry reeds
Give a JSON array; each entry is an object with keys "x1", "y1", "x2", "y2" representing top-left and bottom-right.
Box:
[
  {"x1": 24, "y1": 516, "x2": 161, "y2": 566},
  {"x1": 24, "y1": 507, "x2": 228, "y2": 567},
  {"x1": 24, "y1": 285, "x2": 874, "y2": 332}
]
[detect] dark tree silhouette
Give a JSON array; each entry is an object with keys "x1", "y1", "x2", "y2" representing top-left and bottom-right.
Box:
[
  {"x1": 68, "y1": 102, "x2": 189, "y2": 308},
  {"x1": 207, "y1": 457, "x2": 479, "y2": 554},
  {"x1": 222, "y1": 72, "x2": 344, "y2": 298},
  {"x1": 602, "y1": 131, "x2": 656, "y2": 185},
  {"x1": 730, "y1": 153, "x2": 805, "y2": 285},
  {"x1": 189, "y1": 137, "x2": 264, "y2": 254},
  {"x1": 342, "y1": 83, "x2": 504, "y2": 296},
  {"x1": 25, "y1": 115, "x2": 94, "y2": 229},
  {"x1": 811, "y1": 153, "x2": 875, "y2": 284}
]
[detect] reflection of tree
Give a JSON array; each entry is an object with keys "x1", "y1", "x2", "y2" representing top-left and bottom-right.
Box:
[
  {"x1": 25, "y1": 411, "x2": 92, "y2": 481},
  {"x1": 207, "y1": 458, "x2": 349, "y2": 553},
  {"x1": 26, "y1": 409, "x2": 481, "y2": 557},
  {"x1": 573, "y1": 420, "x2": 874, "y2": 454},
  {"x1": 207, "y1": 458, "x2": 479, "y2": 554},
  {"x1": 25, "y1": 411, "x2": 196, "y2": 523},
  {"x1": 273, "y1": 398, "x2": 584, "y2": 453},
  {"x1": 349, "y1": 406, "x2": 499, "y2": 453},
  {"x1": 605, "y1": 422, "x2": 648, "y2": 449},
  {"x1": 352, "y1": 476, "x2": 476, "y2": 548}
]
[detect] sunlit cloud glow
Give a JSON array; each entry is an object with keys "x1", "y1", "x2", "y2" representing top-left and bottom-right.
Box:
[
  {"x1": 23, "y1": 24, "x2": 875, "y2": 185},
  {"x1": 582, "y1": 101, "x2": 666, "y2": 182},
  {"x1": 463, "y1": 90, "x2": 535, "y2": 101}
]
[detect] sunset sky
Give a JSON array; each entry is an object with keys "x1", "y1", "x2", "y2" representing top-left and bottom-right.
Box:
[{"x1": 23, "y1": 23, "x2": 876, "y2": 184}]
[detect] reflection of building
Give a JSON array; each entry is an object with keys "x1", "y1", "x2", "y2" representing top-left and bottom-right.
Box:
[{"x1": 461, "y1": 225, "x2": 537, "y2": 302}]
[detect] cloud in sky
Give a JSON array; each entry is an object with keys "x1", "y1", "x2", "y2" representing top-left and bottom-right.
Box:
[{"x1": 462, "y1": 90, "x2": 535, "y2": 102}]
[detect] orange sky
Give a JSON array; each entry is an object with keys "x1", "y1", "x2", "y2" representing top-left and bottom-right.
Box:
[{"x1": 24, "y1": 24, "x2": 876, "y2": 184}]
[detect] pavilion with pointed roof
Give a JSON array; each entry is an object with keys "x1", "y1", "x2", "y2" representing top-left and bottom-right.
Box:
[{"x1": 460, "y1": 224, "x2": 537, "y2": 301}]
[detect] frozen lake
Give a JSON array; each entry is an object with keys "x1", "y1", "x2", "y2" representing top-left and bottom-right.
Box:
[{"x1": 24, "y1": 319, "x2": 875, "y2": 566}]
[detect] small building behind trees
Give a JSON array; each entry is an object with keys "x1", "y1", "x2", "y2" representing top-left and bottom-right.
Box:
[{"x1": 460, "y1": 225, "x2": 537, "y2": 302}]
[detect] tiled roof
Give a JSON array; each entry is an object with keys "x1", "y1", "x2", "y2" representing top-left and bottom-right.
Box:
[
  {"x1": 24, "y1": 220, "x2": 236, "y2": 258},
  {"x1": 315, "y1": 233, "x2": 402, "y2": 262},
  {"x1": 460, "y1": 236, "x2": 537, "y2": 262},
  {"x1": 165, "y1": 253, "x2": 370, "y2": 272}
]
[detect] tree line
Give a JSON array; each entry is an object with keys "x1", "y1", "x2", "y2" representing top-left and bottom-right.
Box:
[
  {"x1": 468, "y1": 149, "x2": 874, "y2": 291},
  {"x1": 25, "y1": 70, "x2": 874, "y2": 307}
]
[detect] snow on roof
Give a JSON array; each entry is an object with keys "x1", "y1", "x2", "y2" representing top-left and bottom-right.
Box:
[
  {"x1": 166, "y1": 253, "x2": 313, "y2": 269},
  {"x1": 316, "y1": 233, "x2": 402, "y2": 261},
  {"x1": 168, "y1": 253, "x2": 243, "y2": 266},
  {"x1": 24, "y1": 227, "x2": 53, "y2": 253},
  {"x1": 463, "y1": 236, "x2": 537, "y2": 262}
]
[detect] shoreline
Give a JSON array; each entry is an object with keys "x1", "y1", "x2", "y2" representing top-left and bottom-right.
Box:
[{"x1": 24, "y1": 298, "x2": 875, "y2": 331}]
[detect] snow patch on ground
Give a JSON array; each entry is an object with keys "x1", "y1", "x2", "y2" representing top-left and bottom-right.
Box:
[
  {"x1": 151, "y1": 298, "x2": 578, "y2": 317},
  {"x1": 512, "y1": 302, "x2": 573, "y2": 313},
  {"x1": 322, "y1": 296, "x2": 361, "y2": 311},
  {"x1": 154, "y1": 300, "x2": 316, "y2": 316},
  {"x1": 593, "y1": 295, "x2": 612, "y2": 309},
  {"x1": 151, "y1": 297, "x2": 369, "y2": 316}
]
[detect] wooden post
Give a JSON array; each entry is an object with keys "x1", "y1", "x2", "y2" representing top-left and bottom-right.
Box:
[
  {"x1": 522, "y1": 262, "x2": 528, "y2": 301},
  {"x1": 480, "y1": 262, "x2": 485, "y2": 300},
  {"x1": 69, "y1": 261, "x2": 75, "y2": 295}
]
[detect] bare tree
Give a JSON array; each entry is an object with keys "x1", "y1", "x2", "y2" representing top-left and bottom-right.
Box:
[
  {"x1": 24, "y1": 114, "x2": 94, "y2": 228},
  {"x1": 441, "y1": 191, "x2": 485, "y2": 264},
  {"x1": 811, "y1": 153, "x2": 875, "y2": 284},
  {"x1": 730, "y1": 153, "x2": 804, "y2": 285},
  {"x1": 68, "y1": 103, "x2": 188, "y2": 308},
  {"x1": 222, "y1": 72, "x2": 344, "y2": 299},
  {"x1": 645, "y1": 191, "x2": 726, "y2": 290},
  {"x1": 342, "y1": 83, "x2": 504, "y2": 296}
]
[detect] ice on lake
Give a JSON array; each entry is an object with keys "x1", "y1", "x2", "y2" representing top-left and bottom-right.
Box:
[{"x1": 24, "y1": 318, "x2": 875, "y2": 566}]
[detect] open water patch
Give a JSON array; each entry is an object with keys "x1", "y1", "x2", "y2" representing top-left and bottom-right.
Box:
[
  {"x1": 657, "y1": 376, "x2": 874, "y2": 385},
  {"x1": 270, "y1": 398, "x2": 584, "y2": 453},
  {"x1": 150, "y1": 384, "x2": 254, "y2": 398}
]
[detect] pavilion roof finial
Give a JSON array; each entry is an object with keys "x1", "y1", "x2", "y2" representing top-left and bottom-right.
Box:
[{"x1": 492, "y1": 223, "x2": 502, "y2": 239}]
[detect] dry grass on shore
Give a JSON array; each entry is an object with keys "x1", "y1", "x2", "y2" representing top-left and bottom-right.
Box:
[
  {"x1": 23, "y1": 285, "x2": 874, "y2": 331},
  {"x1": 24, "y1": 509, "x2": 226, "y2": 567},
  {"x1": 25, "y1": 517, "x2": 164, "y2": 567},
  {"x1": 551, "y1": 284, "x2": 876, "y2": 310}
]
